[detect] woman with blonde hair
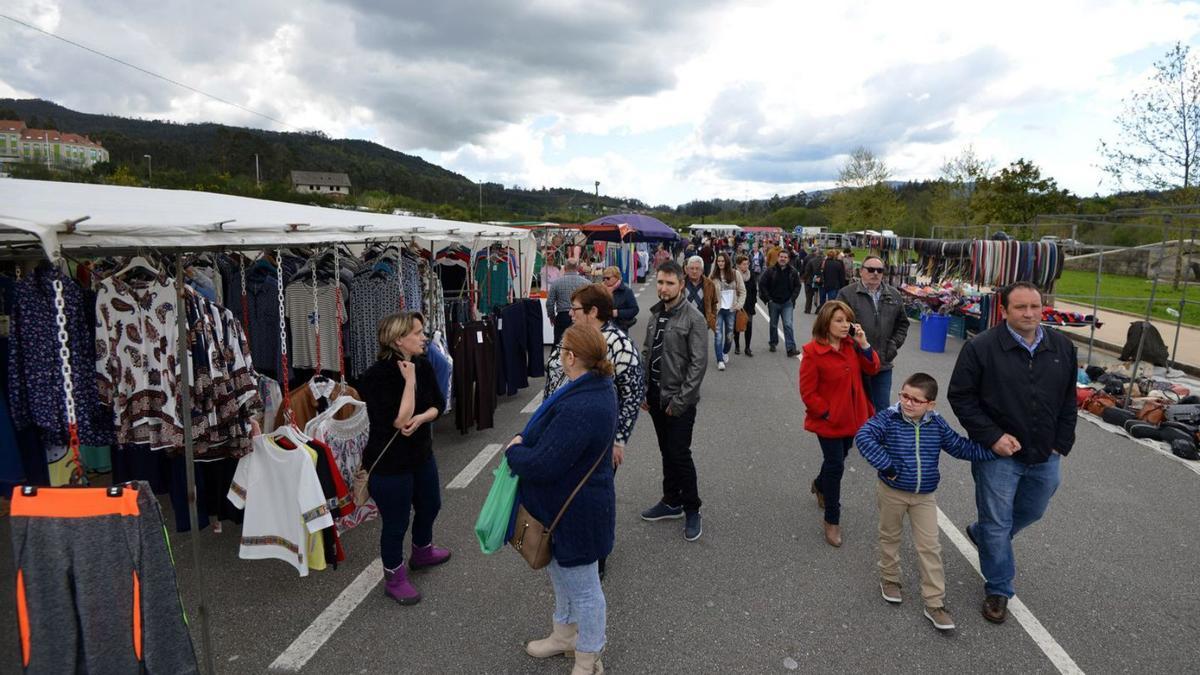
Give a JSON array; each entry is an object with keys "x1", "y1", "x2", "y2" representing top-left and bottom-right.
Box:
[
  {"x1": 799, "y1": 300, "x2": 880, "y2": 547},
  {"x1": 508, "y1": 324, "x2": 618, "y2": 674},
  {"x1": 601, "y1": 265, "x2": 639, "y2": 333},
  {"x1": 357, "y1": 312, "x2": 449, "y2": 605}
]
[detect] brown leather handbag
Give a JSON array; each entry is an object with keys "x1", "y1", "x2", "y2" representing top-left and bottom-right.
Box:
[
  {"x1": 734, "y1": 309, "x2": 749, "y2": 332},
  {"x1": 510, "y1": 449, "x2": 608, "y2": 570},
  {"x1": 1135, "y1": 399, "x2": 1167, "y2": 425},
  {"x1": 1083, "y1": 391, "x2": 1118, "y2": 416}
]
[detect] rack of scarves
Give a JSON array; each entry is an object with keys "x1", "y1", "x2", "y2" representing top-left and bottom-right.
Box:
[{"x1": 968, "y1": 240, "x2": 1064, "y2": 291}]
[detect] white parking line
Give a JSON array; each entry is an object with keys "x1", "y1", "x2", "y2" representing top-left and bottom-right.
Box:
[
  {"x1": 445, "y1": 443, "x2": 504, "y2": 489},
  {"x1": 268, "y1": 559, "x2": 383, "y2": 672},
  {"x1": 936, "y1": 509, "x2": 1083, "y2": 675},
  {"x1": 521, "y1": 391, "x2": 544, "y2": 413}
]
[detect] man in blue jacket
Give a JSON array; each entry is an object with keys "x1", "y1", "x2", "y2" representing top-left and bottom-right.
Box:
[
  {"x1": 947, "y1": 282, "x2": 1079, "y2": 625},
  {"x1": 856, "y1": 372, "x2": 1007, "y2": 631}
]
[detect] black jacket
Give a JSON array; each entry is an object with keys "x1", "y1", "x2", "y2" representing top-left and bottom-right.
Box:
[
  {"x1": 359, "y1": 355, "x2": 447, "y2": 474},
  {"x1": 802, "y1": 254, "x2": 822, "y2": 285},
  {"x1": 759, "y1": 263, "x2": 802, "y2": 304},
  {"x1": 610, "y1": 283, "x2": 639, "y2": 332},
  {"x1": 821, "y1": 258, "x2": 846, "y2": 291},
  {"x1": 947, "y1": 325, "x2": 1078, "y2": 465}
]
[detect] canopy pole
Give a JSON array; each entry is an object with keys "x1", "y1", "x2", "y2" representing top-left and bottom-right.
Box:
[{"x1": 176, "y1": 255, "x2": 216, "y2": 675}]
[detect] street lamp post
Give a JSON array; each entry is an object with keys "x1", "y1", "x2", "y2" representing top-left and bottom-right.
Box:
[
  {"x1": 143, "y1": 154, "x2": 152, "y2": 186},
  {"x1": 254, "y1": 153, "x2": 260, "y2": 188},
  {"x1": 479, "y1": 182, "x2": 483, "y2": 223}
]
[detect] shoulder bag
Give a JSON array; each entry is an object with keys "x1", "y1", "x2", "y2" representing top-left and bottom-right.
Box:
[
  {"x1": 352, "y1": 429, "x2": 401, "y2": 507},
  {"x1": 510, "y1": 448, "x2": 608, "y2": 570}
]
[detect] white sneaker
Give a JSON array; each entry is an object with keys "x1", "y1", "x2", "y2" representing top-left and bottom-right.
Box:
[{"x1": 717, "y1": 361, "x2": 726, "y2": 371}]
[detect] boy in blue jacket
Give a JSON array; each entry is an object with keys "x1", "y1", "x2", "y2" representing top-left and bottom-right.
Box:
[{"x1": 855, "y1": 372, "x2": 1008, "y2": 631}]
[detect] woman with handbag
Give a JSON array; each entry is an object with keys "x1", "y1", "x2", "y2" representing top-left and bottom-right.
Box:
[
  {"x1": 710, "y1": 252, "x2": 746, "y2": 371},
  {"x1": 357, "y1": 312, "x2": 449, "y2": 606},
  {"x1": 506, "y1": 324, "x2": 618, "y2": 675},
  {"x1": 733, "y1": 254, "x2": 758, "y2": 357}
]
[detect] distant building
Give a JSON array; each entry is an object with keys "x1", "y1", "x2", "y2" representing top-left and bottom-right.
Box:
[
  {"x1": 290, "y1": 170, "x2": 351, "y2": 197},
  {"x1": 0, "y1": 120, "x2": 110, "y2": 170}
]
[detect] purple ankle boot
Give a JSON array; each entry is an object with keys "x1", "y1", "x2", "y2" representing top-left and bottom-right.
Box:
[
  {"x1": 409, "y1": 543, "x2": 452, "y2": 570},
  {"x1": 383, "y1": 564, "x2": 421, "y2": 605}
]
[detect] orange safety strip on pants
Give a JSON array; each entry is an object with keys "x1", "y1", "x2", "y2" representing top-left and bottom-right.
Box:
[
  {"x1": 132, "y1": 570, "x2": 143, "y2": 661},
  {"x1": 16, "y1": 569, "x2": 30, "y2": 667},
  {"x1": 10, "y1": 486, "x2": 140, "y2": 518}
]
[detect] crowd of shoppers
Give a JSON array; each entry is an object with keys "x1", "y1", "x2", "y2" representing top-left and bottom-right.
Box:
[{"x1": 335, "y1": 241, "x2": 1078, "y2": 672}]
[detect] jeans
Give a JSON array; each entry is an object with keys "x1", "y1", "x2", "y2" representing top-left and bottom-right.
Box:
[
  {"x1": 714, "y1": 309, "x2": 736, "y2": 363},
  {"x1": 820, "y1": 287, "x2": 839, "y2": 305},
  {"x1": 767, "y1": 300, "x2": 796, "y2": 351},
  {"x1": 864, "y1": 368, "x2": 894, "y2": 413},
  {"x1": 548, "y1": 560, "x2": 606, "y2": 653},
  {"x1": 970, "y1": 454, "x2": 1062, "y2": 598},
  {"x1": 647, "y1": 388, "x2": 702, "y2": 512},
  {"x1": 368, "y1": 456, "x2": 443, "y2": 569},
  {"x1": 815, "y1": 436, "x2": 854, "y2": 525}
]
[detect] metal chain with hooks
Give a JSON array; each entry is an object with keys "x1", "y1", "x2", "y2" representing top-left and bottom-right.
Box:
[
  {"x1": 239, "y1": 254, "x2": 250, "y2": 338},
  {"x1": 51, "y1": 278, "x2": 84, "y2": 484},
  {"x1": 333, "y1": 246, "x2": 346, "y2": 383},
  {"x1": 311, "y1": 252, "x2": 322, "y2": 373},
  {"x1": 276, "y1": 249, "x2": 295, "y2": 426}
]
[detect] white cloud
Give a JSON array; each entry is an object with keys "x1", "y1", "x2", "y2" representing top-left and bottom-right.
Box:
[{"x1": 2, "y1": 0, "x2": 1199, "y2": 204}]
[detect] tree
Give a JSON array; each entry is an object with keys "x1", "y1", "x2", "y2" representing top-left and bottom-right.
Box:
[
  {"x1": 969, "y1": 158, "x2": 1076, "y2": 230},
  {"x1": 0, "y1": 108, "x2": 19, "y2": 121},
  {"x1": 1099, "y1": 42, "x2": 1200, "y2": 191},
  {"x1": 827, "y1": 146, "x2": 905, "y2": 232},
  {"x1": 929, "y1": 145, "x2": 993, "y2": 229}
]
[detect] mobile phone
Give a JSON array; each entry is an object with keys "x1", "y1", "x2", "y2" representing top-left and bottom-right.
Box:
[{"x1": 848, "y1": 325, "x2": 856, "y2": 337}]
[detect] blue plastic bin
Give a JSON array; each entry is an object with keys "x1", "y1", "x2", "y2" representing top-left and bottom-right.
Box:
[{"x1": 920, "y1": 314, "x2": 950, "y2": 353}]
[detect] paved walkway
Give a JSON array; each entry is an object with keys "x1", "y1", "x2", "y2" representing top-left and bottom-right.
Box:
[{"x1": 1054, "y1": 300, "x2": 1199, "y2": 372}]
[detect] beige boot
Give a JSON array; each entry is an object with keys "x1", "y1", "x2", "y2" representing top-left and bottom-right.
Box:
[
  {"x1": 525, "y1": 622, "x2": 577, "y2": 658},
  {"x1": 571, "y1": 649, "x2": 604, "y2": 674}
]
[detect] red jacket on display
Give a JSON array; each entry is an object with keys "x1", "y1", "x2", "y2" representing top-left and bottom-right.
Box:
[{"x1": 799, "y1": 337, "x2": 881, "y2": 437}]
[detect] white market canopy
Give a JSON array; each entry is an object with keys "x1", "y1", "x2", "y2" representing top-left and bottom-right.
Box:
[
  {"x1": 0, "y1": 178, "x2": 530, "y2": 261},
  {"x1": 688, "y1": 223, "x2": 742, "y2": 233}
]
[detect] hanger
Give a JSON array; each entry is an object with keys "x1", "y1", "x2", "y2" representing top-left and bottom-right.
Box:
[
  {"x1": 303, "y1": 394, "x2": 366, "y2": 438},
  {"x1": 266, "y1": 420, "x2": 311, "y2": 448},
  {"x1": 113, "y1": 255, "x2": 161, "y2": 279}
]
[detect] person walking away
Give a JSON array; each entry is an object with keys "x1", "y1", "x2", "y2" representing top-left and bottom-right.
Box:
[
  {"x1": 508, "y1": 324, "x2": 617, "y2": 674},
  {"x1": 709, "y1": 253, "x2": 745, "y2": 371},
  {"x1": 734, "y1": 254, "x2": 759, "y2": 357},
  {"x1": 543, "y1": 283, "x2": 645, "y2": 580},
  {"x1": 683, "y1": 255, "x2": 718, "y2": 337},
  {"x1": 841, "y1": 248, "x2": 856, "y2": 285},
  {"x1": 836, "y1": 255, "x2": 910, "y2": 412},
  {"x1": 947, "y1": 281, "x2": 1078, "y2": 625},
  {"x1": 699, "y1": 238, "x2": 715, "y2": 276},
  {"x1": 799, "y1": 300, "x2": 880, "y2": 547},
  {"x1": 602, "y1": 266, "x2": 639, "y2": 334},
  {"x1": 855, "y1": 372, "x2": 1011, "y2": 631},
  {"x1": 547, "y1": 259, "x2": 591, "y2": 344},
  {"x1": 358, "y1": 312, "x2": 450, "y2": 605},
  {"x1": 640, "y1": 260, "x2": 708, "y2": 541},
  {"x1": 802, "y1": 248, "x2": 823, "y2": 314},
  {"x1": 758, "y1": 249, "x2": 802, "y2": 357},
  {"x1": 820, "y1": 249, "x2": 846, "y2": 305}
]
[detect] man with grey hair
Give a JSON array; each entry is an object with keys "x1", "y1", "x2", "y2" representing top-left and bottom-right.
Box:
[
  {"x1": 547, "y1": 258, "x2": 591, "y2": 344},
  {"x1": 684, "y1": 256, "x2": 717, "y2": 335}
]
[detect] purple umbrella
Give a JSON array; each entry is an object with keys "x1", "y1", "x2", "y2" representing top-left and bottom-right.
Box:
[{"x1": 584, "y1": 213, "x2": 679, "y2": 242}]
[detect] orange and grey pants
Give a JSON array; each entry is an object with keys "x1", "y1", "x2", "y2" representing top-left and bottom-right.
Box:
[{"x1": 9, "y1": 482, "x2": 198, "y2": 674}]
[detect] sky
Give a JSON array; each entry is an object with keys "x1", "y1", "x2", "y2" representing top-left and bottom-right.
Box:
[{"x1": 2, "y1": 0, "x2": 1199, "y2": 206}]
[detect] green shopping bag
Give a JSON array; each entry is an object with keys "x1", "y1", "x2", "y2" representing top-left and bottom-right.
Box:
[{"x1": 474, "y1": 456, "x2": 519, "y2": 554}]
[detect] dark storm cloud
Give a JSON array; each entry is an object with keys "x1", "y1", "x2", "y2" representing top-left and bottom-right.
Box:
[{"x1": 682, "y1": 47, "x2": 1012, "y2": 183}]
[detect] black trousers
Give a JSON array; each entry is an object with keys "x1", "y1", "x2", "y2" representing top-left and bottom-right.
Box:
[
  {"x1": 804, "y1": 283, "x2": 820, "y2": 313},
  {"x1": 552, "y1": 310, "x2": 571, "y2": 344},
  {"x1": 493, "y1": 302, "x2": 529, "y2": 397},
  {"x1": 453, "y1": 321, "x2": 497, "y2": 432},
  {"x1": 734, "y1": 296, "x2": 755, "y2": 350},
  {"x1": 647, "y1": 388, "x2": 702, "y2": 512},
  {"x1": 523, "y1": 299, "x2": 546, "y2": 377}
]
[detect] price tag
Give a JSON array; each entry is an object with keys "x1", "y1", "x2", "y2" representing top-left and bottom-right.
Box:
[
  {"x1": 476, "y1": 331, "x2": 483, "y2": 344},
  {"x1": 497, "y1": 319, "x2": 503, "y2": 331}
]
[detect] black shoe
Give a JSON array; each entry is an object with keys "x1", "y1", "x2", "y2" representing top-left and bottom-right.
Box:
[
  {"x1": 734, "y1": 346, "x2": 741, "y2": 354},
  {"x1": 769, "y1": 344, "x2": 777, "y2": 352},
  {"x1": 982, "y1": 595, "x2": 1008, "y2": 624},
  {"x1": 684, "y1": 511, "x2": 703, "y2": 541},
  {"x1": 786, "y1": 349, "x2": 800, "y2": 358},
  {"x1": 744, "y1": 348, "x2": 754, "y2": 357},
  {"x1": 641, "y1": 501, "x2": 685, "y2": 521}
]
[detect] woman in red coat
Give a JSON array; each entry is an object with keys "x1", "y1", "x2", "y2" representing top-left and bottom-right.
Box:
[{"x1": 799, "y1": 299, "x2": 880, "y2": 547}]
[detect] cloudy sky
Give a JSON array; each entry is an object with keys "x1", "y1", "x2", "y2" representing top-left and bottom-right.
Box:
[{"x1": 3, "y1": 0, "x2": 1199, "y2": 205}]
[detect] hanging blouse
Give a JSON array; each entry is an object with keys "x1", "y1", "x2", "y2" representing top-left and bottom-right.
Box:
[
  {"x1": 304, "y1": 398, "x2": 373, "y2": 532},
  {"x1": 284, "y1": 280, "x2": 346, "y2": 372},
  {"x1": 8, "y1": 266, "x2": 109, "y2": 446},
  {"x1": 348, "y1": 274, "x2": 402, "y2": 378}
]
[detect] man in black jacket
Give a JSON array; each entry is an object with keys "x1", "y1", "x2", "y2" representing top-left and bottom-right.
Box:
[
  {"x1": 758, "y1": 250, "x2": 802, "y2": 356},
  {"x1": 947, "y1": 282, "x2": 1078, "y2": 626},
  {"x1": 802, "y1": 249, "x2": 823, "y2": 314}
]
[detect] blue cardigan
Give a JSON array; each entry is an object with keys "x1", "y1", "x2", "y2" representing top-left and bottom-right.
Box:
[
  {"x1": 855, "y1": 405, "x2": 995, "y2": 494},
  {"x1": 506, "y1": 372, "x2": 618, "y2": 567}
]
